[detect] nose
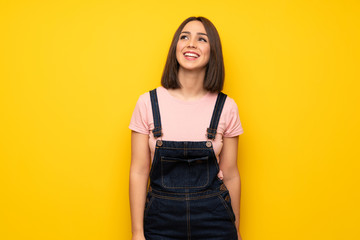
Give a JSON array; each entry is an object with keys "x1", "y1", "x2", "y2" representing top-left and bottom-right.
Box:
[{"x1": 187, "y1": 38, "x2": 197, "y2": 49}]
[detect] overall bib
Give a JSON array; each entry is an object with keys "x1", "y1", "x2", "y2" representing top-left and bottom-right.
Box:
[{"x1": 144, "y1": 89, "x2": 238, "y2": 240}]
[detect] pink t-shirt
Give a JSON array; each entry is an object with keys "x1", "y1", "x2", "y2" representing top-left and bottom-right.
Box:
[{"x1": 129, "y1": 86, "x2": 244, "y2": 179}]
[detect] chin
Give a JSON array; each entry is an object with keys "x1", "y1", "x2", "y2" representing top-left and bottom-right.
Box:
[{"x1": 179, "y1": 63, "x2": 207, "y2": 71}]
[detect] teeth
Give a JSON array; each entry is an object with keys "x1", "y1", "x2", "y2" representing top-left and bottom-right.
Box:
[{"x1": 184, "y1": 53, "x2": 199, "y2": 58}]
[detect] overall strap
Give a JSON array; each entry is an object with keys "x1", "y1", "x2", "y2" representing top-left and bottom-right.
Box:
[
  {"x1": 149, "y1": 88, "x2": 163, "y2": 138},
  {"x1": 207, "y1": 92, "x2": 227, "y2": 140}
]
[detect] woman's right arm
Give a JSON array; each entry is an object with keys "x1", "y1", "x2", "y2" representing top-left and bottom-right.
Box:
[{"x1": 129, "y1": 131, "x2": 151, "y2": 240}]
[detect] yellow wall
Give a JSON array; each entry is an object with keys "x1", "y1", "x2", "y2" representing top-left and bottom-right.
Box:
[{"x1": 1, "y1": 0, "x2": 359, "y2": 239}]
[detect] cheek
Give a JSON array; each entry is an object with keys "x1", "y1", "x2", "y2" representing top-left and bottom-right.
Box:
[
  {"x1": 176, "y1": 40, "x2": 185, "y2": 50},
  {"x1": 204, "y1": 47, "x2": 210, "y2": 60},
  {"x1": 176, "y1": 43, "x2": 183, "y2": 57},
  {"x1": 176, "y1": 48, "x2": 182, "y2": 61}
]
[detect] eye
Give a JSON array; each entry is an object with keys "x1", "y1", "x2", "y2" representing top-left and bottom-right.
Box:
[
  {"x1": 180, "y1": 35, "x2": 188, "y2": 40},
  {"x1": 199, "y1": 37, "x2": 207, "y2": 42}
]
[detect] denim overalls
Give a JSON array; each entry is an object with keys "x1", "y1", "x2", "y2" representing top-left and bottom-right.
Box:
[{"x1": 144, "y1": 88, "x2": 238, "y2": 240}]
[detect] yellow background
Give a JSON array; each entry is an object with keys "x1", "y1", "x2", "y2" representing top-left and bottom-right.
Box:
[{"x1": 1, "y1": 0, "x2": 359, "y2": 239}]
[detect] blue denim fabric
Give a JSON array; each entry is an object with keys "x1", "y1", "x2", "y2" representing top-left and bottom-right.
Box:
[{"x1": 144, "y1": 89, "x2": 237, "y2": 240}]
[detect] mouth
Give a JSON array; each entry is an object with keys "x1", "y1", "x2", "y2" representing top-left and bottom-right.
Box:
[{"x1": 183, "y1": 51, "x2": 200, "y2": 60}]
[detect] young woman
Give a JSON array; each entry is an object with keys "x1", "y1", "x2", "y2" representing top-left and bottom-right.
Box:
[{"x1": 129, "y1": 16, "x2": 244, "y2": 240}]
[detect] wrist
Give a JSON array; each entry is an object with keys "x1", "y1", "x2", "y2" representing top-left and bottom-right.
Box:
[{"x1": 132, "y1": 229, "x2": 144, "y2": 236}]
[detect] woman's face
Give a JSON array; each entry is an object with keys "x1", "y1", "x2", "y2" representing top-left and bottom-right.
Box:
[{"x1": 176, "y1": 21, "x2": 210, "y2": 72}]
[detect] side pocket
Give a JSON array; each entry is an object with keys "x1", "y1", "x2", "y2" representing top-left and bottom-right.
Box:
[
  {"x1": 217, "y1": 191, "x2": 236, "y2": 223},
  {"x1": 144, "y1": 194, "x2": 155, "y2": 219}
]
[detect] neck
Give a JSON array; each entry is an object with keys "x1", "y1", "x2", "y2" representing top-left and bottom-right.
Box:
[{"x1": 172, "y1": 67, "x2": 207, "y2": 100}]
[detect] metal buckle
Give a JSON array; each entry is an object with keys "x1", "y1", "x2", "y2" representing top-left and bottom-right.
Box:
[{"x1": 156, "y1": 139, "x2": 163, "y2": 147}]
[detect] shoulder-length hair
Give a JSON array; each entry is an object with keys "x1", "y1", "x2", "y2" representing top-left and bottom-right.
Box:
[{"x1": 161, "y1": 16, "x2": 225, "y2": 92}]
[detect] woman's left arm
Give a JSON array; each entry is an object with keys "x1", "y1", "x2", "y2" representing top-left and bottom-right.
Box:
[{"x1": 219, "y1": 136, "x2": 242, "y2": 239}]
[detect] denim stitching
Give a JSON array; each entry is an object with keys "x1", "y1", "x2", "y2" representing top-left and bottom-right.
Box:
[
  {"x1": 207, "y1": 92, "x2": 227, "y2": 140},
  {"x1": 217, "y1": 194, "x2": 236, "y2": 223},
  {"x1": 150, "y1": 89, "x2": 162, "y2": 138},
  {"x1": 186, "y1": 200, "x2": 191, "y2": 240},
  {"x1": 154, "y1": 90, "x2": 161, "y2": 135},
  {"x1": 149, "y1": 190, "x2": 227, "y2": 201},
  {"x1": 184, "y1": 142, "x2": 187, "y2": 157},
  {"x1": 144, "y1": 195, "x2": 155, "y2": 219},
  {"x1": 213, "y1": 94, "x2": 226, "y2": 129},
  {"x1": 207, "y1": 93, "x2": 221, "y2": 138},
  {"x1": 156, "y1": 147, "x2": 212, "y2": 150},
  {"x1": 160, "y1": 156, "x2": 209, "y2": 189},
  {"x1": 151, "y1": 188, "x2": 214, "y2": 195}
]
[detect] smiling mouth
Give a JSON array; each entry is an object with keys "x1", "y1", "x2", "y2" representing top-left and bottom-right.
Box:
[
  {"x1": 184, "y1": 52, "x2": 199, "y2": 57},
  {"x1": 183, "y1": 52, "x2": 200, "y2": 60}
]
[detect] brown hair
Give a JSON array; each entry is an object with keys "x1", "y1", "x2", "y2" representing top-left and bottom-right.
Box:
[{"x1": 161, "y1": 16, "x2": 225, "y2": 92}]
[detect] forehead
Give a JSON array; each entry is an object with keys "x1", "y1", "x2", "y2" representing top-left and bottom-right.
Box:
[{"x1": 182, "y1": 21, "x2": 207, "y2": 34}]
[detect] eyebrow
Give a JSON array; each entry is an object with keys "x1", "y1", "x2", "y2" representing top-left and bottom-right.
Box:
[{"x1": 180, "y1": 31, "x2": 208, "y2": 36}]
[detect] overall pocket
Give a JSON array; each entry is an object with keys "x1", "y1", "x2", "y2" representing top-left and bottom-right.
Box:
[
  {"x1": 218, "y1": 190, "x2": 236, "y2": 223},
  {"x1": 144, "y1": 193, "x2": 156, "y2": 219},
  {"x1": 144, "y1": 193, "x2": 158, "y2": 220},
  {"x1": 161, "y1": 156, "x2": 209, "y2": 189}
]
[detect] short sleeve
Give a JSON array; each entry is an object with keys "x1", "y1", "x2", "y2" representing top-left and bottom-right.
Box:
[
  {"x1": 129, "y1": 93, "x2": 150, "y2": 135},
  {"x1": 223, "y1": 98, "x2": 244, "y2": 137}
]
